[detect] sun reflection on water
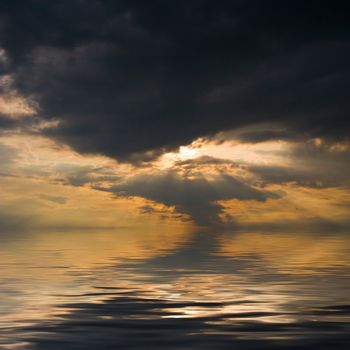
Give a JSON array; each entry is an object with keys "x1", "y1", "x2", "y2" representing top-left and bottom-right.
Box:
[{"x1": 0, "y1": 228, "x2": 349, "y2": 349}]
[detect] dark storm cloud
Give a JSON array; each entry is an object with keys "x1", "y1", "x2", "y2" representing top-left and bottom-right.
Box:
[
  {"x1": 0, "y1": 0, "x2": 349, "y2": 162},
  {"x1": 97, "y1": 171, "x2": 279, "y2": 226},
  {"x1": 249, "y1": 140, "x2": 350, "y2": 188}
]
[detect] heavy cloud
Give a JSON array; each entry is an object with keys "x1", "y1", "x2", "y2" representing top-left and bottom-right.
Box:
[
  {"x1": 248, "y1": 140, "x2": 350, "y2": 188},
  {"x1": 0, "y1": 0, "x2": 349, "y2": 162},
  {"x1": 98, "y1": 171, "x2": 279, "y2": 226}
]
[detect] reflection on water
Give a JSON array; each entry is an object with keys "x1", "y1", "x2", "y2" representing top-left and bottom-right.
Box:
[{"x1": 0, "y1": 228, "x2": 349, "y2": 349}]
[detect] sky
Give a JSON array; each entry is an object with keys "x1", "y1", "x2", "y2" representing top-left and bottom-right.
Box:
[{"x1": 0, "y1": 0, "x2": 350, "y2": 232}]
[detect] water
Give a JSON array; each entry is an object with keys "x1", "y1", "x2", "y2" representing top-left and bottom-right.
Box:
[{"x1": 0, "y1": 228, "x2": 349, "y2": 349}]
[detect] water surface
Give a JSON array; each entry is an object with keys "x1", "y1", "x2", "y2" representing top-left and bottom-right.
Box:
[{"x1": 1, "y1": 228, "x2": 349, "y2": 349}]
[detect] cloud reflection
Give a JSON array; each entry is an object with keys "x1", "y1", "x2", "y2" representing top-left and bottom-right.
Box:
[{"x1": 1, "y1": 228, "x2": 349, "y2": 349}]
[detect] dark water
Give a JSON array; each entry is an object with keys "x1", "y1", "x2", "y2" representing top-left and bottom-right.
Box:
[{"x1": 1, "y1": 228, "x2": 350, "y2": 349}]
